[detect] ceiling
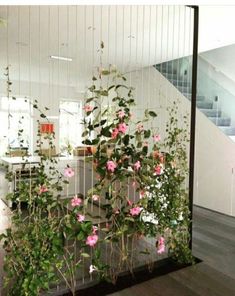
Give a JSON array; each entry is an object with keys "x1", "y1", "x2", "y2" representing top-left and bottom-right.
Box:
[
  {"x1": 0, "y1": 5, "x2": 235, "y2": 95},
  {"x1": 0, "y1": 5, "x2": 194, "y2": 94}
]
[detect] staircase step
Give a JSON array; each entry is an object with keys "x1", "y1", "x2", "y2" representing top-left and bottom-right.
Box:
[
  {"x1": 183, "y1": 93, "x2": 205, "y2": 101},
  {"x1": 196, "y1": 101, "x2": 213, "y2": 109},
  {"x1": 201, "y1": 109, "x2": 222, "y2": 117},
  {"x1": 155, "y1": 60, "x2": 235, "y2": 141},
  {"x1": 177, "y1": 85, "x2": 192, "y2": 93},
  {"x1": 155, "y1": 63, "x2": 176, "y2": 74},
  {"x1": 160, "y1": 72, "x2": 179, "y2": 80},
  {"x1": 171, "y1": 79, "x2": 191, "y2": 87},
  {"x1": 219, "y1": 126, "x2": 235, "y2": 136},
  {"x1": 209, "y1": 117, "x2": 231, "y2": 126}
]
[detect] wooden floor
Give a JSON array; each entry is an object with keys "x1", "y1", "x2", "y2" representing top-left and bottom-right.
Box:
[
  {"x1": 108, "y1": 206, "x2": 235, "y2": 296},
  {"x1": 1, "y1": 203, "x2": 235, "y2": 295}
]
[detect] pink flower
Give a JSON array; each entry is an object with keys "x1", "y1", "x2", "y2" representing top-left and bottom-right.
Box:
[
  {"x1": 137, "y1": 124, "x2": 144, "y2": 132},
  {"x1": 64, "y1": 167, "x2": 75, "y2": 178},
  {"x1": 118, "y1": 123, "x2": 128, "y2": 134},
  {"x1": 156, "y1": 236, "x2": 165, "y2": 254},
  {"x1": 153, "y1": 134, "x2": 161, "y2": 142},
  {"x1": 117, "y1": 110, "x2": 125, "y2": 119},
  {"x1": 106, "y1": 160, "x2": 117, "y2": 173},
  {"x1": 86, "y1": 234, "x2": 98, "y2": 247},
  {"x1": 92, "y1": 225, "x2": 98, "y2": 234},
  {"x1": 111, "y1": 128, "x2": 119, "y2": 139},
  {"x1": 154, "y1": 165, "x2": 163, "y2": 175},
  {"x1": 92, "y1": 194, "x2": 100, "y2": 201},
  {"x1": 130, "y1": 206, "x2": 143, "y2": 216},
  {"x1": 134, "y1": 160, "x2": 141, "y2": 171},
  {"x1": 159, "y1": 236, "x2": 165, "y2": 245},
  {"x1": 157, "y1": 245, "x2": 165, "y2": 254},
  {"x1": 39, "y1": 185, "x2": 48, "y2": 195},
  {"x1": 71, "y1": 196, "x2": 82, "y2": 207},
  {"x1": 77, "y1": 214, "x2": 85, "y2": 222},
  {"x1": 83, "y1": 105, "x2": 94, "y2": 112}
]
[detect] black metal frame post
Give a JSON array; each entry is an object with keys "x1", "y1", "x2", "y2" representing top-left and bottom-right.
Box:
[{"x1": 188, "y1": 6, "x2": 199, "y2": 250}]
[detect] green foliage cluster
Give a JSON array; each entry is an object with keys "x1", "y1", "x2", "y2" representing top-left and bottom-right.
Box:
[{"x1": 82, "y1": 59, "x2": 193, "y2": 270}]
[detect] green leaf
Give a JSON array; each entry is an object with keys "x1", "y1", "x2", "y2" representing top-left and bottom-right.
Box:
[
  {"x1": 101, "y1": 126, "x2": 111, "y2": 137},
  {"x1": 82, "y1": 139, "x2": 92, "y2": 145},
  {"x1": 142, "y1": 146, "x2": 148, "y2": 154},
  {"x1": 77, "y1": 232, "x2": 85, "y2": 241},
  {"x1": 86, "y1": 97, "x2": 95, "y2": 103},
  {"x1": 123, "y1": 135, "x2": 129, "y2": 146},
  {"x1": 108, "y1": 85, "x2": 115, "y2": 91},
  {"x1": 144, "y1": 130, "x2": 151, "y2": 138},
  {"x1": 81, "y1": 252, "x2": 90, "y2": 258},
  {"x1": 82, "y1": 130, "x2": 88, "y2": 137},
  {"x1": 124, "y1": 217, "x2": 135, "y2": 222},
  {"x1": 92, "y1": 138, "x2": 100, "y2": 145},
  {"x1": 98, "y1": 119, "x2": 106, "y2": 126},
  {"x1": 100, "y1": 90, "x2": 109, "y2": 96},
  {"x1": 127, "y1": 98, "x2": 135, "y2": 104},
  {"x1": 115, "y1": 84, "x2": 128, "y2": 90},
  {"x1": 101, "y1": 70, "x2": 110, "y2": 76},
  {"x1": 149, "y1": 111, "x2": 157, "y2": 117},
  {"x1": 89, "y1": 85, "x2": 96, "y2": 92}
]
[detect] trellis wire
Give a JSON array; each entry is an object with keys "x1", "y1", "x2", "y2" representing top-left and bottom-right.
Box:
[{"x1": 2, "y1": 5, "x2": 195, "y2": 292}]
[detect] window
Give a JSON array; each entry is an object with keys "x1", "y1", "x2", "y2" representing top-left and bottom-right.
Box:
[
  {"x1": 59, "y1": 100, "x2": 83, "y2": 154},
  {"x1": 0, "y1": 97, "x2": 32, "y2": 156}
]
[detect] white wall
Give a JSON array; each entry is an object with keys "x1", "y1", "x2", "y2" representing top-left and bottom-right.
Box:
[
  {"x1": 127, "y1": 66, "x2": 235, "y2": 217},
  {"x1": 199, "y1": 6, "x2": 235, "y2": 53},
  {"x1": 194, "y1": 110, "x2": 235, "y2": 216}
]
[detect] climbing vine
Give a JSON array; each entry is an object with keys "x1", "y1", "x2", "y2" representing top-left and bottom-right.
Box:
[{"x1": 0, "y1": 44, "x2": 193, "y2": 296}]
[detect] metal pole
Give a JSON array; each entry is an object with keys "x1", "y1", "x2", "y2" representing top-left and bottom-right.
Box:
[{"x1": 188, "y1": 5, "x2": 199, "y2": 250}]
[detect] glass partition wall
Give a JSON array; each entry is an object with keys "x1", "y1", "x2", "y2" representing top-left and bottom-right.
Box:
[
  {"x1": 194, "y1": 53, "x2": 235, "y2": 217},
  {"x1": 0, "y1": 5, "x2": 196, "y2": 295}
]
